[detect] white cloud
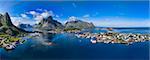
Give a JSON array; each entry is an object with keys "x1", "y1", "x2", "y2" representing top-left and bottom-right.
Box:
[
  {"x1": 34, "y1": 15, "x2": 43, "y2": 24},
  {"x1": 55, "y1": 15, "x2": 59, "y2": 18},
  {"x1": 11, "y1": 17, "x2": 35, "y2": 26},
  {"x1": 20, "y1": 14, "x2": 29, "y2": 18},
  {"x1": 41, "y1": 10, "x2": 53, "y2": 18},
  {"x1": 9, "y1": 9, "x2": 58, "y2": 26},
  {"x1": 65, "y1": 16, "x2": 150, "y2": 27},
  {"x1": 27, "y1": 11, "x2": 38, "y2": 16},
  {"x1": 21, "y1": 9, "x2": 55, "y2": 24},
  {"x1": 68, "y1": 16, "x2": 77, "y2": 21},
  {"x1": 10, "y1": 17, "x2": 21, "y2": 26},
  {"x1": 83, "y1": 14, "x2": 90, "y2": 18},
  {"x1": 36, "y1": 8, "x2": 43, "y2": 11}
]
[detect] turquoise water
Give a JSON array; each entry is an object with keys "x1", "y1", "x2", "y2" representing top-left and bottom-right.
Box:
[{"x1": 0, "y1": 28, "x2": 150, "y2": 60}]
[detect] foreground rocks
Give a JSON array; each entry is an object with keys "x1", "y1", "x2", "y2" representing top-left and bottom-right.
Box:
[{"x1": 0, "y1": 34, "x2": 25, "y2": 50}]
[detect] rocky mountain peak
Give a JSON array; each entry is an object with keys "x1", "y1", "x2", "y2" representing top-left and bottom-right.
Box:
[
  {"x1": 35, "y1": 16, "x2": 64, "y2": 30},
  {"x1": 47, "y1": 16, "x2": 53, "y2": 20},
  {"x1": 0, "y1": 12, "x2": 29, "y2": 36},
  {"x1": 3, "y1": 12, "x2": 14, "y2": 26},
  {"x1": 65, "y1": 19, "x2": 95, "y2": 30}
]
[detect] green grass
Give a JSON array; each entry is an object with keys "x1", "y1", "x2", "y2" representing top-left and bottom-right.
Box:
[
  {"x1": 64, "y1": 28, "x2": 81, "y2": 31},
  {"x1": 0, "y1": 34, "x2": 21, "y2": 42}
]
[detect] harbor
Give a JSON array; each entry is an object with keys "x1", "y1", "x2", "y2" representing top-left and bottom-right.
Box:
[{"x1": 75, "y1": 32, "x2": 150, "y2": 45}]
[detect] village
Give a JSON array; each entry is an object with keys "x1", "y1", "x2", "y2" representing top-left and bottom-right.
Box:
[
  {"x1": 75, "y1": 32, "x2": 150, "y2": 45},
  {"x1": 0, "y1": 34, "x2": 25, "y2": 50}
]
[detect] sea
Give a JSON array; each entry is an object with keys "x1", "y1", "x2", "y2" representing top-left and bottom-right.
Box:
[{"x1": 0, "y1": 27, "x2": 150, "y2": 60}]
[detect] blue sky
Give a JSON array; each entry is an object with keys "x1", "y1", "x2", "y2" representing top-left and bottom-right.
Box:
[{"x1": 0, "y1": 1, "x2": 149, "y2": 27}]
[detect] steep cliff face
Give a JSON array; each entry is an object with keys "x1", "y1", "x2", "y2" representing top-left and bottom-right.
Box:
[
  {"x1": 0, "y1": 12, "x2": 29, "y2": 36},
  {"x1": 65, "y1": 20, "x2": 95, "y2": 30},
  {"x1": 0, "y1": 14, "x2": 3, "y2": 27},
  {"x1": 36, "y1": 16, "x2": 64, "y2": 31},
  {"x1": 1, "y1": 13, "x2": 14, "y2": 26}
]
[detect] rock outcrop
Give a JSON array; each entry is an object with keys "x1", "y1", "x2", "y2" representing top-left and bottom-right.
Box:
[
  {"x1": 65, "y1": 20, "x2": 95, "y2": 30},
  {"x1": 35, "y1": 16, "x2": 64, "y2": 31},
  {"x1": 17, "y1": 23, "x2": 33, "y2": 31}
]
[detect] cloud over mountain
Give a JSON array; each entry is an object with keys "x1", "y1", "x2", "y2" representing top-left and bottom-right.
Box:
[
  {"x1": 10, "y1": 8, "x2": 149, "y2": 27},
  {"x1": 11, "y1": 9, "x2": 56, "y2": 25},
  {"x1": 68, "y1": 16, "x2": 77, "y2": 21}
]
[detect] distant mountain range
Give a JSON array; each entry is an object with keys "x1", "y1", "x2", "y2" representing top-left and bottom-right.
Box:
[
  {"x1": 0, "y1": 12, "x2": 95, "y2": 35},
  {"x1": 34, "y1": 15, "x2": 95, "y2": 31},
  {"x1": 17, "y1": 23, "x2": 33, "y2": 31},
  {"x1": 1, "y1": 12, "x2": 148, "y2": 36},
  {"x1": 65, "y1": 19, "x2": 95, "y2": 30}
]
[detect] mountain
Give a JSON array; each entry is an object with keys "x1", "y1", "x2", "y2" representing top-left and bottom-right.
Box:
[
  {"x1": 17, "y1": 23, "x2": 33, "y2": 31},
  {"x1": 35, "y1": 16, "x2": 64, "y2": 31},
  {"x1": 0, "y1": 12, "x2": 29, "y2": 36},
  {"x1": 65, "y1": 19, "x2": 95, "y2": 30}
]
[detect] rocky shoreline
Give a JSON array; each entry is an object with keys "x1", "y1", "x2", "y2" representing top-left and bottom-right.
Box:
[
  {"x1": 0, "y1": 34, "x2": 25, "y2": 50},
  {"x1": 75, "y1": 32, "x2": 150, "y2": 45}
]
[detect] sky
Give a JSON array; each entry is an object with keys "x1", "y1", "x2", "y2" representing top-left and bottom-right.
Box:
[{"x1": 0, "y1": 0, "x2": 149, "y2": 27}]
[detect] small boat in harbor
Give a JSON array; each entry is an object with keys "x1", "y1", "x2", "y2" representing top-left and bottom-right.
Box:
[{"x1": 90, "y1": 37, "x2": 97, "y2": 43}]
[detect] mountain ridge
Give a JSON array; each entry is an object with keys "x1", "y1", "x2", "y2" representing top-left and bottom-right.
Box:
[
  {"x1": 0, "y1": 12, "x2": 30, "y2": 36},
  {"x1": 35, "y1": 16, "x2": 64, "y2": 31}
]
